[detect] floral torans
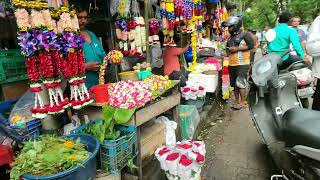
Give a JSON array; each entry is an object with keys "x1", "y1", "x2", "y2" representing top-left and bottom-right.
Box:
[{"x1": 13, "y1": 0, "x2": 92, "y2": 118}]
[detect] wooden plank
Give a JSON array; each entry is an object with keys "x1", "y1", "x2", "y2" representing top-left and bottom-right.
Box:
[
  {"x1": 1, "y1": 80, "x2": 29, "y2": 100},
  {"x1": 132, "y1": 93, "x2": 181, "y2": 126},
  {"x1": 140, "y1": 123, "x2": 165, "y2": 161}
]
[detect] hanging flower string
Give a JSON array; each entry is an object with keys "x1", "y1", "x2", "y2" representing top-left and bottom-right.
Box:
[
  {"x1": 99, "y1": 50, "x2": 124, "y2": 84},
  {"x1": 13, "y1": 0, "x2": 52, "y2": 118}
]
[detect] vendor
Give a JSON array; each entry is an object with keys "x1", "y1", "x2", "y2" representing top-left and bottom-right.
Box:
[
  {"x1": 163, "y1": 35, "x2": 190, "y2": 86},
  {"x1": 78, "y1": 7, "x2": 106, "y2": 89}
]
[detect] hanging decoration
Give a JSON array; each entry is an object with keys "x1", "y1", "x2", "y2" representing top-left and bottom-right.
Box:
[
  {"x1": 115, "y1": 0, "x2": 146, "y2": 56},
  {"x1": 160, "y1": 0, "x2": 176, "y2": 46},
  {"x1": 13, "y1": 0, "x2": 92, "y2": 118},
  {"x1": 148, "y1": 19, "x2": 160, "y2": 46},
  {"x1": 188, "y1": 0, "x2": 203, "y2": 70}
]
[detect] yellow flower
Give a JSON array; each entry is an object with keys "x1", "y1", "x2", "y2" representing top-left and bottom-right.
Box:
[
  {"x1": 64, "y1": 140, "x2": 74, "y2": 148},
  {"x1": 69, "y1": 155, "x2": 78, "y2": 161},
  {"x1": 69, "y1": 48, "x2": 75, "y2": 53}
]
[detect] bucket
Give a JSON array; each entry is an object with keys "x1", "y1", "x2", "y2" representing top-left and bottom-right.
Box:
[
  {"x1": 22, "y1": 134, "x2": 100, "y2": 180},
  {"x1": 90, "y1": 84, "x2": 109, "y2": 105},
  {"x1": 138, "y1": 70, "x2": 152, "y2": 80}
]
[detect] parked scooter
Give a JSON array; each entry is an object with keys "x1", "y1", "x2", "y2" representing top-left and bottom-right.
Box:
[
  {"x1": 248, "y1": 48, "x2": 320, "y2": 179},
  {"x1": 284, "y1": 61, "x2": 314, "y2": 108}
]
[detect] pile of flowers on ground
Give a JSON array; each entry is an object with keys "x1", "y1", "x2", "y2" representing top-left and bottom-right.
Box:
[{"x1": 155, "y1": 140, "x2": 206, "y2": 180}]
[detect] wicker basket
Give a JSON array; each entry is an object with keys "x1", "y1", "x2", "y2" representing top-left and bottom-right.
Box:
[{"x1": 118, "y1": 71, "x2": 139, "y2": 81}]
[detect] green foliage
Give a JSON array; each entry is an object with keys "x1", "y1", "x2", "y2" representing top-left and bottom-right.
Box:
[
  {"x1": 83, "y1": 106, "x2": 135, "y2": 143},
  {"x1": 288, "y1": 0, "x2": 320, "y2": 23},
  {"x1": 10, "y1": 135, "x2": 90, "y2": 180},
  {"x1": 242, "y1": 0, "x2": 320, "y2": 30},
  {"x1": 243, "y1": 0, "x2": 278, "y2": 30}
]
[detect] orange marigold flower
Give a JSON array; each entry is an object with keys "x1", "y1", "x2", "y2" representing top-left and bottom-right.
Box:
[{"x1": 64, "y1": 140, "x2": 74, "y2": 148}]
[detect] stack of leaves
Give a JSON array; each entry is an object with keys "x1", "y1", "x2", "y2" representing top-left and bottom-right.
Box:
[
  {"x1": 143, "y1": 75, "x2": 173, "y2": 96},
  {"x1": 10, "y1": 135, "x2": 90, "y2": 180}
]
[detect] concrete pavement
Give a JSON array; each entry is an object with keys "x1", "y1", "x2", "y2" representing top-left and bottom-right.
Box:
[{"x1": 202, "y1": 107, "x2": 275, "y2": 180}]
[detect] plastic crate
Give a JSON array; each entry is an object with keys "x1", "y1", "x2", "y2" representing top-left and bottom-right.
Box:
[
  {"x1": 71, "y1": 120, "x2": 138, "y2": 174},
  {"x1": 10, "y1": 119, "x2": 43, "y2": 139},
  {"x1": 100, "y1": 125, "x2": 138, "y2": 174},
  {"x1": 0, "y1": 50, "x2": 28, "y2": 83}
]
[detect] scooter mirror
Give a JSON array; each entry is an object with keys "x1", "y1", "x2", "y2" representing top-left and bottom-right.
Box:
[{"x1": 266, "y1": 29, "x2": 276, "y2": 42}]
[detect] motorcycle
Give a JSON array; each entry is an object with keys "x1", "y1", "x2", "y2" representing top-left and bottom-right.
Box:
[{"x1": 248, "y1": 50, "x2": 320, "y2": 180}]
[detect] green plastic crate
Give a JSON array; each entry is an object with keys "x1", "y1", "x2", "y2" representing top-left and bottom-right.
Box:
[{"x1": 0, "y1": 50, "x2": 28, "y2": 83}]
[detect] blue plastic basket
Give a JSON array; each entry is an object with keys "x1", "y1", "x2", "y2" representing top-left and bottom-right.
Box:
[
  {"x1": 10, "y1": 119, "x2": 42, "y2": 139},
  {"x1": 71, "y1": 120, "x2": 138, "y2": 174},
  {"x1": 22, "y1": 134, "x2": 100, "y2": 180},
  {"x1": 100, "y1": 125, "x2": 138, "y2": 174}
]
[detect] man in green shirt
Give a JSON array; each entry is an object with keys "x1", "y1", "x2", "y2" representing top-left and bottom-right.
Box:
[{"x1": 267, "y1": 12, "x2": 305, "y2": 69}]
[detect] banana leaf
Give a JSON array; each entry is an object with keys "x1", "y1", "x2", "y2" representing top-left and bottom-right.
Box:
[
  {"x1": 114, "y1": 108, "x2": 136, "y2": 124},
  {"x1": 102, "y1": 105, "x2": 116, "y2": 127}
]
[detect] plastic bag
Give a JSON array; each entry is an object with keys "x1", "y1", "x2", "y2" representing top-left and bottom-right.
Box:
[
  {"x1": 155, "y1": 116, "x2": 177, "y2": 149},
  {"x1": 151, "y1": 44, "x2": 163, "y2": 68},
  {"x1": 307, "y1": 16, "x2": 320, "y2": 57},
  {"x1": 178, "y1": 105, "x2": 200, "y2": 140},
  {"x1": 110, "y1": 0, "x2": 119, "y2": 16},
  {"x1": 9, "y1": 90, "x2": 35, "y2": 125},
  {"x1": 131, "y1": 0, "x2": 140, "y2": 16},
  {"x1": 236, "y1": 76, "x2": 248, "y2": 89}
]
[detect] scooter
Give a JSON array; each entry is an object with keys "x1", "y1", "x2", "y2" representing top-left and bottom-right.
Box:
[
  {"x1": 248, "y1": 50, "x2": 320, "y2": 180},
  {"x1": 284, "y1": 61, "x2": 314, "y2": 108}
]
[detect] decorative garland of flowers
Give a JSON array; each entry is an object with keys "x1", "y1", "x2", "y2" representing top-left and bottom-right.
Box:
[
  {"x1": 148, "y1": 19, "x2": 160, "y2": 46},
  {"x1": 13, "y1": 0, "x2": 92, "y2": 118},
  {"x1": 13, "y1": 0, "x2": 54, "y2": 118},
  {"x1": 160, "y1": 0, "x2": 176, "y2": 47},
  {"x1": 99, "y1": 50, "x2": 124, "y2": 84},
  {"x1": 115, "y1": 16, "x2": 146, "y2": 56},
  {"x1": 54, "y1": 5, "x2": 93, "y2": 110}
]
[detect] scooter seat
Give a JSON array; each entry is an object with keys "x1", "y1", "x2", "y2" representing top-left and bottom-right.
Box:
[{"x1": 282, "y1": 108, "x2": 320, "y2": 149}]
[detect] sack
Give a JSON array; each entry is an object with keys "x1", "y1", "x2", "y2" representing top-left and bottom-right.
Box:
[{"x1": 307, "y1": 16, "x2": 320, "y2": 57}]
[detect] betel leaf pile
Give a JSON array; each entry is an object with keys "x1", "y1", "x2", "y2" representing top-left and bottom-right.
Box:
[{"x1": 10, "y1": 135, "x2": 90, "y2": 180}]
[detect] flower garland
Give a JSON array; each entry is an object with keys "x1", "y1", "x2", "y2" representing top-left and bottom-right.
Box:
[
  {"x1": 13, "y1": 0, "x2": 55, "y2": 118},
  {"x1": 148, "y1": 19, "x2": 160, "y2": 46},
  {"x1": 13, "y1": 0, "x2": 92, "y2": 118},
  {"x1": 115, "y1": 16, "x2": 146, "y2": 56},
  {"x1": 54, "y1": 6, "x2": 93, "y2": 110},
  {"x1": 160, "y1": 0, "x2": 176, "y2": 46},
  {"x1": 99, "y1": 50, "x2": 124, "y2": 84}
]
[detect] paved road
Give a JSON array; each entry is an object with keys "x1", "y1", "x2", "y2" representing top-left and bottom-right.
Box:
[{"x1": 202, "y1": 107, "x2": 275, "y2": 180}]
